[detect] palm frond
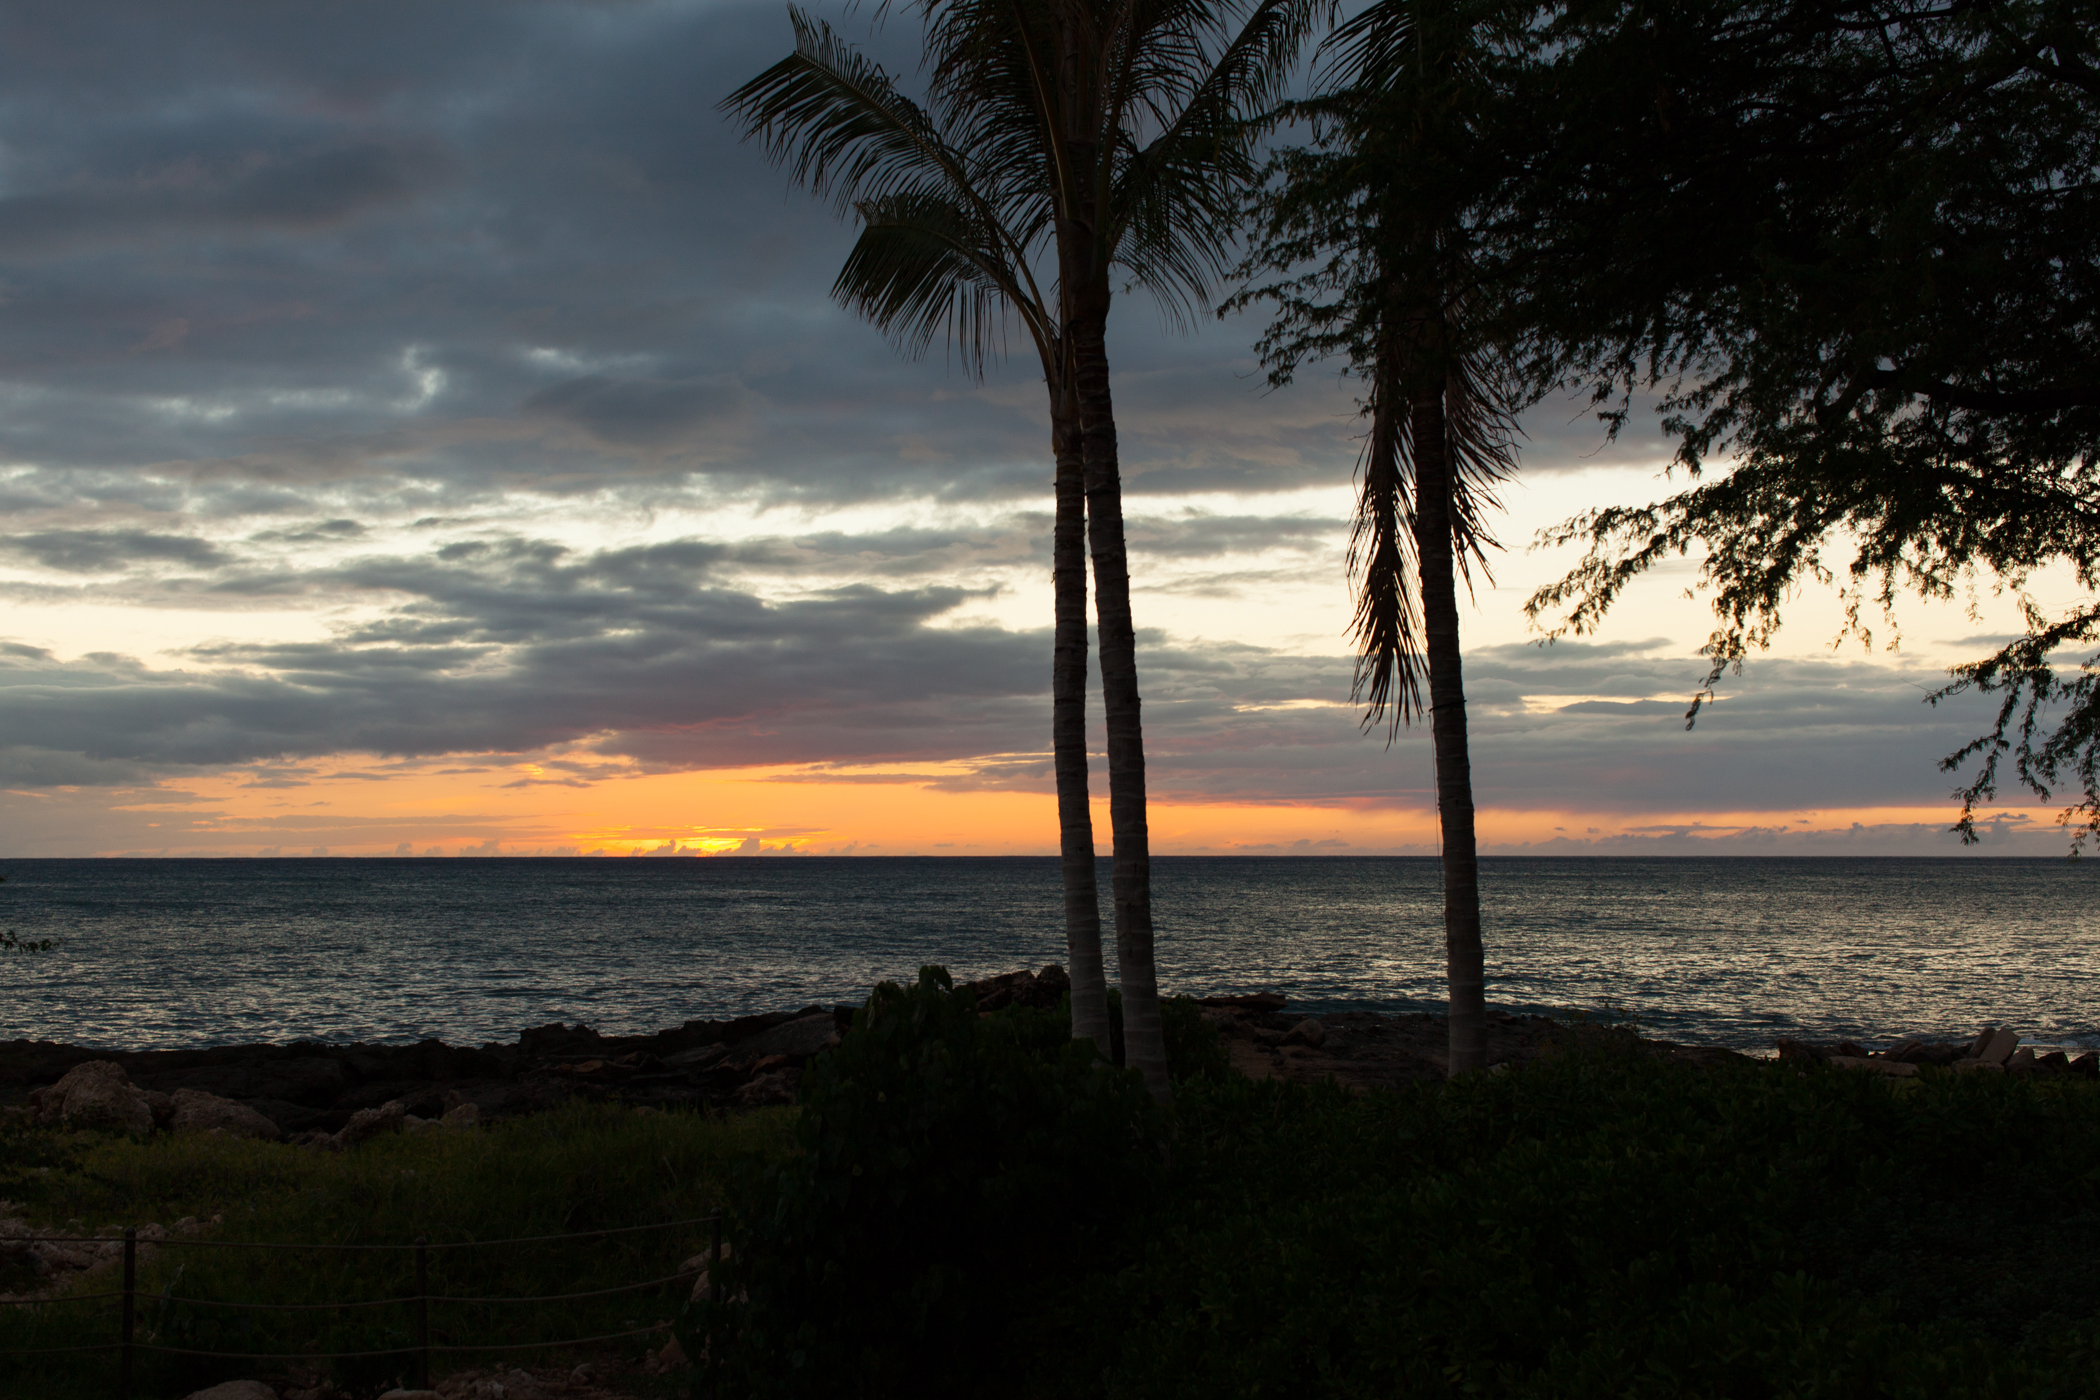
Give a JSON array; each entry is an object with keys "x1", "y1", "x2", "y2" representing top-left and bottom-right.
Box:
[
  {"x1": 725, "y1": 0, "x2": 1052, "y2": 292},
  {"x1": 838, "y1": 191, "x2": 1057, "y2": 373},
  {"x1": 1444, "y1": 341, "x2": 1518, "y2": 589},
  {"x1": 1352, "y1": 321, "x2": 1519, "y2": 737},
  {"x1": 724, "y1": 6, "x2": 1061, "y2": 374},
  {"x1": 1316, "y1": 0, "x2": 1416, "y2": 91},
  {"x1": 722, "y1": 9, "x2": 955, "y2": 217},
  {"x1": 1113, "y1": 0, "x2": 1330, "y2": 321},
  {"x1": 1350, "y1": 351, "x2": 1427, "y2": 736}
]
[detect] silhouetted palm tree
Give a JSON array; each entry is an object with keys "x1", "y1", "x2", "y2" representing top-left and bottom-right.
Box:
[
  {"x1": 724, "y1": 11, "x2": 1115, "y2": 1056},
  {"x1": 915, "y1": 0, "x2": 1325, "y2": 1098},
  {"x1": 732, "y1": 0, "x2": 1321, "y2": 1100},
  {"x1": 1237, "y1": 0, "x2": 1520, "y2": 1074}
]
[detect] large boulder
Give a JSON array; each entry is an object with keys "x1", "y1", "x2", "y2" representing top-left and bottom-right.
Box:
[
  {"x1": 736, "y1": 1014, "x2": 839, "y2": 1060},
  {"x1": 181, "y1": 1381, "x2": 279, "y2": 1400},
  {"x1": 734, "y1": 1067, "x2": 800, "y2": 1109},
  {"x1": 683, "y1": 1241, "x2": 736, "y2": 1302},
  {"x1": 966, "y1": 964, "x2": 1072, "y2": 1012},
  {"x1": 664, "y1": 1043, "x2": 730, "y2": 1071},
  {"x1": 170, "y1": 1089, "x2": 284, "y2": 1141},
  {"x1": 242, "y1": 1098, "x2": 329, "y2": 1135},
  {"x1": 44, "y1": 1061, "x2": 153, "y2": 1135},
  {"x1": 1977, "y1": 1026, "x2": 2021, "y2": 1065},
  {"x1": 330, "y1": 1099, "x2": 405, "y2": 1149}
]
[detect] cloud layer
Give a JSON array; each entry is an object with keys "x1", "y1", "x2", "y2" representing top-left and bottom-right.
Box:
[{"x1": 0, "y1": 0, "x2": 2049, "y2": 855}]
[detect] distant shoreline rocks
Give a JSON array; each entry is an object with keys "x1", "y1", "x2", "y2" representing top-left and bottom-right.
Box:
[
  {"x1": 1778, "y1": 1024, "x2": 2099, "y2": 1079},
  {"x1": 6, "y1": 975, "x2": 2093, "y2": 1151}
]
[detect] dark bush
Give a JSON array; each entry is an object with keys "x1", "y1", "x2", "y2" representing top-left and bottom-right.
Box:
[
  {"x1": 1099, "y1": 986, "x2": 1229, "y2": 1086},
  {"x1": 700, "y1": 990, "x2": 2100, "y2": 1400},
  {"x1": 1025, "y1": 1052, "x2": 2100, "y2": 1399},
  {"x1": 706, "y1": 966, "x2": 1161, "y2": 1399}
]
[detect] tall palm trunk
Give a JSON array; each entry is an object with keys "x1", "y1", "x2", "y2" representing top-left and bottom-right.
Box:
[
  {"x1": 1408, "y1": 313, "x2": 1487, "y2": 1076},
  {"x1": 1070, "y1": 279, "x2": 1171, "y2": 1102},
  {"x1": 1053, "y1": 383, "x2": 1111, "y2": 1054}
]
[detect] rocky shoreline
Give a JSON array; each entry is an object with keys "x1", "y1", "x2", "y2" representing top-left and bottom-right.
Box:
[
  {"x1": 1777, "y1": 1025, "x2": 2098, "y2": 1079},
  {"x1": 5, "y1": 969, "x2": 2093, "y2": 1147},
  {"x1": 2, "y1": 968, "x2": 1101, "y2": 1141}
]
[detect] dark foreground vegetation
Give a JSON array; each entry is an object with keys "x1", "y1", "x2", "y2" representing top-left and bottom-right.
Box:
[
  {"x1": 7, "y1": 973, "x2": 2098, "y2": 1399},
  {"x1": 0, "y1": 1104, "x2": 792, "y2": 1399},
  {"x1": 711, "y1": 971, "x2": 2100, "y2": 1400}
]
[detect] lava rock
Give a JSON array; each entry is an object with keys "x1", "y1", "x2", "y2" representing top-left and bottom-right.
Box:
[
  {"x1": 44, "y1": 1061, "x2": 154, "y2": 1135},
  {"x1": 735, "y1": 1013, "x2": 840, "y2": 1060},
  {"x1": 169, "y1": 1088, "x2": 283, "y2": 1141}
]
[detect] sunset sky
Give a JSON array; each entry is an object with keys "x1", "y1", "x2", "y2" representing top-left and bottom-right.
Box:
[{"x1": 0, "y1": 0, "x2": 2079, "y2": 858}]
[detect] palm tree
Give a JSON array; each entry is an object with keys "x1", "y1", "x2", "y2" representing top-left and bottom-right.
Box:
[
  {"x1": 915, "y1": 0, "x2": 1325, "y2": 1099},
  {"x1": 1235, "y1": 0, "x2": 1521, "y2": 1074},
  {"x1": 723, "y1": 10, "x2": 1116, "y2": 1057},
  {"x1": 733, "y1": 0, "x2": 1322, "y2": 1101}
]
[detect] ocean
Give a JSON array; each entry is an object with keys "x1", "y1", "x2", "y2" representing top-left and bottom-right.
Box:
[{"x1": 0, "y1": 856, "x2": 2093, "y2": 1053}]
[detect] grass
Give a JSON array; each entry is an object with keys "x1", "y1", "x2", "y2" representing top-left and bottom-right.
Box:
[{"x1": 0, "y1": 1102, "x2": 798, "y2": 1400}]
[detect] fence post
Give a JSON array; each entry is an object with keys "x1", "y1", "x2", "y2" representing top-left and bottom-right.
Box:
[
  {"x1": 118, "y1": 1226, "x2": 136, "y2": 1400},
  {"x1": 414, "y1": 1236, "x2": 430, "y2": 1390},
  {"x1": 707, "y1": 1214, "x2": 722, "y2": 1400}
]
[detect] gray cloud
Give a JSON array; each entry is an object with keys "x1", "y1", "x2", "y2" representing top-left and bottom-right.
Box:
[
  {"x1": 248, "y1": 519, "x2": 365, "y2": 544},
  {"x1": 0, "y1": 529, "x2": 233, "y2": 572},
  {"x1": 522, "y1": 375, "x2": 753, "y2": 448},
  {"x1": 0, "y1": 0, "x2": 1375, "y2": 520},
  {"x1": 0, "y1": 532, "x2": 1046, "y2": 773},
  {"x1": 0, "y1": 141, "x2": 449, "y2": 259}
]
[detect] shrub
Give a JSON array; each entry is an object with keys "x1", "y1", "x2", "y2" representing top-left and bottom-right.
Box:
[
  {"x1": 1024, "y1": 1051, "x2": 2100, "y2": 1399},
  {"x1": 1098, "y1": 987, "x2": 1229, "y2": 1086},
  {"x1": 707, "y1": 966, "x2": 1161, "y2": 1399}
]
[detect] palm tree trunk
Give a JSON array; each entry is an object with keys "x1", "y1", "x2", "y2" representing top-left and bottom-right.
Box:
[
  {"x1": 1070, "y1": 282, "x2": 1171, "y2": 1103},
  {"x1": 1411, "y1": 345, "x2": 1488, "y2": 1078},
  {"x1": 1053, "y1": 384, "x2": 1111, "y2": 1055}
]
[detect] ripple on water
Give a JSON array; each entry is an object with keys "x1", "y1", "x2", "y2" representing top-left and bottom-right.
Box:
[{"x1": 0, "y1": 855, "x2": 2091, "y2": 1051}]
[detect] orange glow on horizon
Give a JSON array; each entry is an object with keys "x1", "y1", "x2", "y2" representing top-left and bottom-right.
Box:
[{"x1": 49, "y1": 750, "x2": 2030, "y2": 858}]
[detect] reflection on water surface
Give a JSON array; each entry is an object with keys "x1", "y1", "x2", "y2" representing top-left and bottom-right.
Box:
[{"x1": 0, "y1": 856, "x2": 2092, "y2": 1051}]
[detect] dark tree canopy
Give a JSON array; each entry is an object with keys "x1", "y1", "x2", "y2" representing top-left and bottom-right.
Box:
[{"x1": 1503, "y1": 0, "x2": 2100, "y2": 849}]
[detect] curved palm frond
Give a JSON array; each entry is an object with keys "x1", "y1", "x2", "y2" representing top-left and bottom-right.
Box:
[
  {"x1": 722, "y1": 6, "x2": 1059, "y2": 375},
  {"x1": 723, "y1": 8, "x2": 951, "y2": 215},
  {"x1": 913, "y1": 0, "x2": 1324, "y2": 330},
  {"x1": 838, "y1": 191, "x2": 1057, "y2": 372},
  {"x1": 1110, "y1": 0, "x2": 1329, "y2": 324},
  {"x1": 1349, "y1": 356, "x2": 1426, "y2": 731},
  {"x1": 1317, "y1": 0, "x2": 1416, "y2": 90},
  {"x1": 1349, "y1": 324, "x2": 1517, "y2": 738}
]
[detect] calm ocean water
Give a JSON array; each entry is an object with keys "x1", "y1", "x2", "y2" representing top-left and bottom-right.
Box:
[{"x1": 0, "y1": 856, "x2": 2093, "y2": 1053}]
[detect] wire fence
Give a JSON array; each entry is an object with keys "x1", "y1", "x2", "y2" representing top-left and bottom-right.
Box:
[{"x1": 0, "y1": 1213, "x2": 724, "y2": 1398}]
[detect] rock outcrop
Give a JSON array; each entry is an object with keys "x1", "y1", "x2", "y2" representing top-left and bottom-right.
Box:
[
  {"x1": 170, "y1": 1088, "x2": 284, "y2": 1140},
  {"x1": 1194, "y1": 998, "x2": 1749, "y2": 1089},
  {"x1": 29, "y1": 1060, "x2": 154, "y2": 1134},
  {"x1": 182, "y1": 1382, "x2": 281, "y2": 1400},
  {"x1": 0, "y1": 965, "x2": 1070, "y2": 1136},
  {"x1": 1777, "y1": 1025, "x2": 2097, "y2": 1078},
  {"x1": 15, "y1": 969, "x2": 2076, "y2": 1140}
]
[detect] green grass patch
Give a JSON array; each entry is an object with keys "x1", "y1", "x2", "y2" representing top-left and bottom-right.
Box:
[{"x1": 0, "y1": 1102, "x2": 797, "y2": 1399}]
